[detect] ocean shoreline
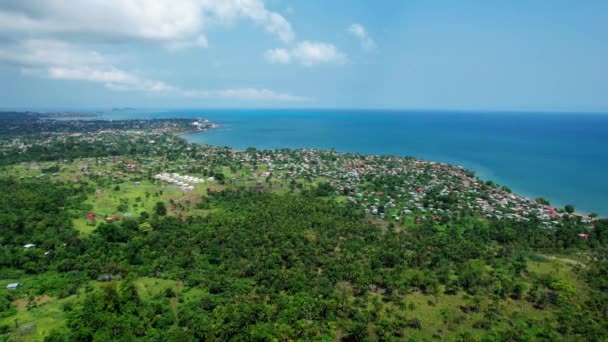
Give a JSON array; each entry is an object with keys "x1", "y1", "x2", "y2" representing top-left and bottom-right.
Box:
[{"x1": 180, "y1": 127, "x2": 599, "y2": 217}]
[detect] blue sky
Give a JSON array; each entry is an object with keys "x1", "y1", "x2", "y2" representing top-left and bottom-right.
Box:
[{"x1": 0, "y1": 0, "x2": 606, "y2": 111}]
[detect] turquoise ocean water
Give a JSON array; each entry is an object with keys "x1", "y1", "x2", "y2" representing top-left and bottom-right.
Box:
[{"x1": 94, "y1": 109, "x2": 608, "y2": 215}]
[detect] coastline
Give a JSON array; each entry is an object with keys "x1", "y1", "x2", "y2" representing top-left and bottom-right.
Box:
[
  {"x1": 179, "y1": 125, "x2": 600, "y2": 218},
  {"x1": 178, "y1": 123, "x2": 220, "y2": 136}
]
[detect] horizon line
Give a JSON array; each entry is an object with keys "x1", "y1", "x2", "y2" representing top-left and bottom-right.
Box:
[{"x1": 1, "y1": 106, "x2": 608, "y2": 115}]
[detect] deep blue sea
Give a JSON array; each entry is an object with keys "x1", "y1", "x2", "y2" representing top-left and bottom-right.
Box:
[{"x1": 94, "y1": 109, "x2": 608, "y2": 215}]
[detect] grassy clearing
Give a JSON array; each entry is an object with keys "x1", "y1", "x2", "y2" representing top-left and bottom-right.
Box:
[
  {"x1": 527, "y1": 258, "x2": 569, "y2": 276},
  {"x1": 0, "y1": 276, "x2": 194, "y2": 340},
  {"x1": 1, "y1": 295, "x2": 75, "y2": 341},
  {"x1": 526, "y1": 254, "x2": 582, "y2": 283},
  {"x1": 133, "y1": 277, "x2": 176, "y2": 299},
  {"x1": 526, "y1": 254, "x2": 590, "y2": 305},
  {"x1": 73, "y1": 218, "x2": 97, "y2": 235},
  {"x1": 392, "y1": 291, "x2": 547, "y2": 340}
]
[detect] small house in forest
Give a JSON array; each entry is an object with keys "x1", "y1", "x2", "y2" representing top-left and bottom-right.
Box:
[{"x1": 6, "y1": 283, "x2": 21, "y2": 290}]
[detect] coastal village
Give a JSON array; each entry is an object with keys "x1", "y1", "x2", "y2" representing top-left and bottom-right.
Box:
[
  {"x1": 0, "y1": 113, "x2": 603, "y2": 341},
  {"x1": 0, "y1": 116, "x2": 596, "y2": 236}
]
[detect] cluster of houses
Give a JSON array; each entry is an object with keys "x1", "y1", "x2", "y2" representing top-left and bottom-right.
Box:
[
  {"x1": 184, "y1": 147, "x2": 596, "y2": 235},
  {"x1": 153, "y1": 173, "x2": 204, "y2": 191},
  {"x1": 191, "y1": 119, "x2": 218, "y2": 131}
]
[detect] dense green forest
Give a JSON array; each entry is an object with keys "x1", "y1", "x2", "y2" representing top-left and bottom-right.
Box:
[{"x1": 1, "y1": 178, "x2": 608, "y2": 340}]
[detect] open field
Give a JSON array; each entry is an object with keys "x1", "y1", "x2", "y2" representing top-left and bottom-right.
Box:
[
  {"x1": 0, "y1": 276, "x2": 212, "y2": 341},
  {"x1": 1, "y1": 159, "x2": 336, "y2": 237}
]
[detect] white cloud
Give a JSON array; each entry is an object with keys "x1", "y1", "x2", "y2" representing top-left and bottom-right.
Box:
[
  {"x1": 0, "y1": 39, "x2": 111, "y2": 67},
  {"x1": 292, "y1": 41, "x2": 346, "y2": 66},
  {"x1": 264, "y1": 41, "x2": 346, "y2": 66},
  {"x1": 47, "y1": 67, "x2": 137, "y2": 84},
  {"x1": 0, "y1": 39, "x2": 306, "y2": 102},
  {"x1": 0, "y1": 1, "x2": 343, "y2": 101},
  {"x1": 0, "y1": 0, "x2": 294, "y2": 48},
  {"x1": 347, "y1": 23, "x2": 375, "y2": 50},
  {"x1": 264, "y1": 48, "x2": 291, "y2": 64}
]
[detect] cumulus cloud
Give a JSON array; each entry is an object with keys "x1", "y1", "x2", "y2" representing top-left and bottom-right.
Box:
[
  {"x1": 292, "y1": 41, "x2": 346, "y2": 66},
  {"x1": 264, "y1": 41, "x2": 346, "y2": 66},
  {"x1": 265, "y1": 48, "x2": 291, "y2": 64},
  {"x1": 0, "y1": 1, "x2": 326, "y2": 101},
  {"x1": 0, "y1": 39, "x2": 111, "y2": 67},
  {"x1": 347, "y1": 23, "x2": 375, "y2": 50},
  {"x1": 0, "y1": 0, "x2": 294, "y2": 48},
  {"x1": 0, "y1": 39, "x2": 306, "y2": 102}
]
